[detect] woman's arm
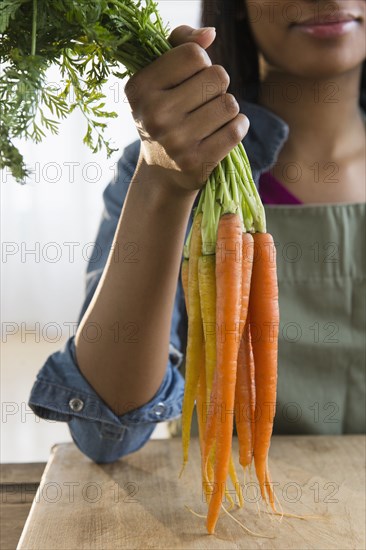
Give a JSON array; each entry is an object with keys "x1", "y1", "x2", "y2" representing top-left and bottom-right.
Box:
[
  {"x1": 74, "y1": 25, "x2": 249, "y2": 416},
  {"x1": 75, "y1": 156, "x2": 197, "y2": 416}
]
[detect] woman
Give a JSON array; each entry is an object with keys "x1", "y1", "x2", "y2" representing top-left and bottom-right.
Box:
[{"x1": 29, "y1": 0, "x2": 365, "y2": 462}]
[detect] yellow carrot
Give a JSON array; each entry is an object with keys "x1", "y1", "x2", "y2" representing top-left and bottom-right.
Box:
[
  {"x1": 180, "y1": 213, "x2": 204, "y2": 475},
  {"x1": 198, "y1": 254, "x2": 217, "y2": 399}
]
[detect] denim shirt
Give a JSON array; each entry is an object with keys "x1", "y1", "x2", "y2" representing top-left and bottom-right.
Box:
[{"x1": 28, "y1": 100, "x2": 289, "y2": 463}]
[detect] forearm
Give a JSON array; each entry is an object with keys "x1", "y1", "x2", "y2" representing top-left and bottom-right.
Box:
[{"x1": 75, "y1": 155, "x2": 197, "y2": 416}]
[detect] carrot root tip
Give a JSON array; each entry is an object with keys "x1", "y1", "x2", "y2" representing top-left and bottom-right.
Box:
[{"x1": 178, "y1": 462, "x2": 187, "y2": 479}]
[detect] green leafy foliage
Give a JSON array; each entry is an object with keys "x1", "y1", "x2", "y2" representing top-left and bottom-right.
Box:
[{"x1": 0, "y1": 0, "x2": 171, "y2": 181}]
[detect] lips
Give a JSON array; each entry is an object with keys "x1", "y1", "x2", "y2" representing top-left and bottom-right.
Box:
[
  {"x1": 290, "y1": 8, "x2": 363, "y2": 38},
  {"x1": 292, "y1": 10, "x2": 362, "y2": 27}
]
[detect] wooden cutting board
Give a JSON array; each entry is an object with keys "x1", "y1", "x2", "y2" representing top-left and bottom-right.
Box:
[{"x1": 18, "y1": 436, "x2": 365, "y2": 549}]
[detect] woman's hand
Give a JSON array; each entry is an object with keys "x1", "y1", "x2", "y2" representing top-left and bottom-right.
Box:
[{"x1": 124, "y1": 25, "x2": 250, "y2": 194}]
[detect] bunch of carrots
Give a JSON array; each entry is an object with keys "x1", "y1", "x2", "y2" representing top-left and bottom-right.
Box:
[{"x1": 179, "y1": 143, "x2": 280, "y2": 535}]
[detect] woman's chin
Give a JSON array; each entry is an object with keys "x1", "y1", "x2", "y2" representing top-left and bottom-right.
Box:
[
  {"x1": 290, "y1": 56, "x2": 364, "y2": 81},
  {"x1": 262, "y1": 48, "x2": 365, "y2": 82}
]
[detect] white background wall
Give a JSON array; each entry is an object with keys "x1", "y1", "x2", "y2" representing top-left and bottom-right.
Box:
[
  {"x1": 1, "y1": 1, "x2": 201, "y2": 463},
  {"x1": 1, "y1": 1, "x2": 201, "y2": 332}
]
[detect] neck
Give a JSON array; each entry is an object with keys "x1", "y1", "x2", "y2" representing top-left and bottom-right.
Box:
[{"x1": 258, "y1": 64, "x2": 364, "y2": 162}]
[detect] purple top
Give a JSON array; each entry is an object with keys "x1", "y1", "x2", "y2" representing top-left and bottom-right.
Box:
[{"x1": 259, "y1": 171, "x2": 302, "y2": 205}]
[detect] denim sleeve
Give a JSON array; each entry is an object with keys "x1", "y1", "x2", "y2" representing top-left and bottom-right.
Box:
[{"x1": 28, "y1": 139, "x2": 190, "y2": 463}]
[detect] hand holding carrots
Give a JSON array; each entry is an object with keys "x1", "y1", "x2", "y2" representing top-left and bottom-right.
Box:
[{"x1": 124, "y1": 25, "x2": 250, "y2": 193}]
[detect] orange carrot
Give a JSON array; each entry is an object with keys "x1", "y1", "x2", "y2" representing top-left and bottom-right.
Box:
[
  {"x1": 238, "y1": 233, "x2": 255, "y2": 339},
  {"x1": 234, "y1": 232, "x2": 255, "y2": 469},
  {"x1": 247, "y1": 326, "x2": 256, "y2": 453},
  {"x1": 197, "y1": 254, "x2": 240, "y2": 508},
  {"x1": 180, "y1": 213, "x2": 204, "y2": 474},
  {"x1": 198, "y1": 359, "x2": 236, "y2": 510},
  {"x1": 249, "y1": 232, "x2": 279, "y2": 509},
  {"x1": 235, "y1": 321, "x2": 256, "y2": 470},
  {"x1": 206, "y1": 213, "x2": 243, "y2": 534}
]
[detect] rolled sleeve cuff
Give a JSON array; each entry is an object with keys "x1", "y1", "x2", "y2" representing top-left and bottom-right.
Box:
[
  {"x1": 28, "y1": 336, "x2": 184, "y2": 462},
  {"x1": 29, "y1": 336, "x2": 184, "y2": 425}
]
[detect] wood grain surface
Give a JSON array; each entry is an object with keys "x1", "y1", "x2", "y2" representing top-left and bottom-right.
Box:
[
  {"x1": 17, "y1": 436, "x2": 365, "y2": 549},
  {"x1": 1, "y1": 463, "x2": 45, "y2": 550}
]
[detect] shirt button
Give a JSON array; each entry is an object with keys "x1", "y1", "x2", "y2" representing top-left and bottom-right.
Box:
[
  {"x1": 69, "y1": 398, "x2": 84, "y2": 412},
  {"x1": 152, "y1": 402, "x2": 166, "y2": 417},
  {"x1": 170, "y1": 353, "x2": 179, "y2": 366}
]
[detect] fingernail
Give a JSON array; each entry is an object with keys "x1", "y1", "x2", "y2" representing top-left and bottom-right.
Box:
[{"x1": 191, "y1": 27, "x2": 216, "y2": 36}]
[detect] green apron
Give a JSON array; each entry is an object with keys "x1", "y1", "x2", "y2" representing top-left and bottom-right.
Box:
[
  {"x1": 169, "y1": 202, "x2": 365, "y2": 437},
  {"x1": 267, "y1": 202, "x2": 365, "y2": 434}
]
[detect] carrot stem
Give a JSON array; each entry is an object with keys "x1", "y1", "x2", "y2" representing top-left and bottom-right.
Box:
[
  {"x1": 183, "y1": 187, "x2": 205, "y2": 259},
  {"x1": 31, "y1": 0, "x2": 38, "y2": 55}
]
